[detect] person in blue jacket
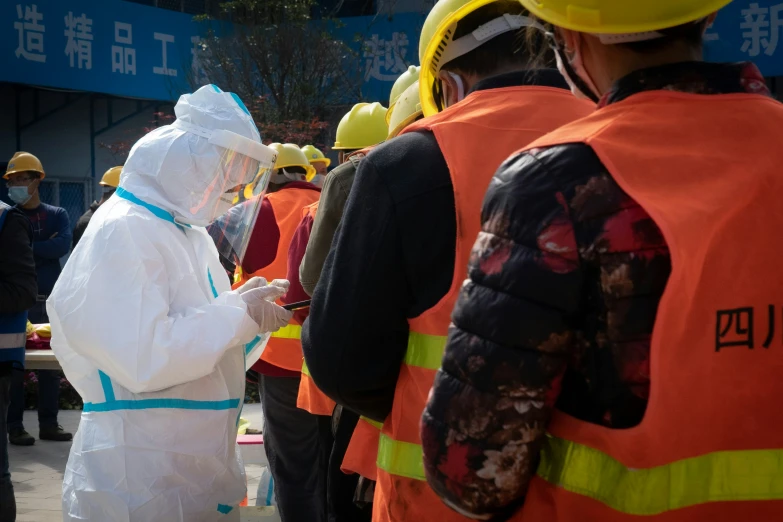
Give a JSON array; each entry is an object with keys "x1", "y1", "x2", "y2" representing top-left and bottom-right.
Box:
[{"x1": 4, "y1": 152, "x2": 73, "y2": 445}]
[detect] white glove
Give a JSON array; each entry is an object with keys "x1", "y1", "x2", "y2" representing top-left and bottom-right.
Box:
[
  {"x1": 237, "y1": 277, "x2": 268, "y2": 294},
  {"x1": 238, "y1": 277, "x2": 290, "y2": 295},
  {"x1": 241, "y1": 285, "x2": 293, "y2": 333}
]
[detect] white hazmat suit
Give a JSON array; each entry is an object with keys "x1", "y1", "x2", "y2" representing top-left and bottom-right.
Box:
[{"x1": 48, "y1": 85, "x2": 291, "y2": 521}]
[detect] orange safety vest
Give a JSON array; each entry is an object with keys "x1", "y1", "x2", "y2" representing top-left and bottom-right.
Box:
[
  {"x1": 342, "y1": 416, "x2": 382, "y2": 481},
  {"x1": 372, "y1": 86, "x2": 594, "y2": 522},
  {"x1": 516, "y1": 91, "x2": 783, "y2": 521},
  {"x1": 234, "y1": 186, "x2": 320, "y2": 371},
  {"x1": 297, "y1": 200, "x2": 338, "y2": 415}
]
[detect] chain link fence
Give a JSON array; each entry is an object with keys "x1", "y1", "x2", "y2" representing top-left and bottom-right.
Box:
[{"x1": 38, "y1": 179, "x2": 93, "y2": 232}]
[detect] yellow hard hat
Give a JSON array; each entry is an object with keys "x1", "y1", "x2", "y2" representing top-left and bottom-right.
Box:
[
  {"x1": 419, "y1": 0, "x2": 534, "y2": 117},
  {"x1": 333, "y1": 103, "x2": 389, "y2": 150},
  {"x1": 388, "y1": 81, "x2": 423, "y2": 139},
  {"x1": 300, "y1": 145, "x2": 331, "y2": 168},
  {"x1": 386, "y1": 66, "x2": 420, "y2": 125},
  {"x1": 517, "y1": 0, "x2": 731, "y2": 34},
  {"x1": 4, "y1": 151, "x2": 45, "y2": 180},
  {"x1": 270, "y1": 143, "x2": 317, "y2": 181},
  {"x1": 99, "y1": 166, "x2": 122, "y2": 188}
]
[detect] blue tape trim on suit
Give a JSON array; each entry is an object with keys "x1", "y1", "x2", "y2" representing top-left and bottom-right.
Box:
[
  {"x1": 116, "y1": 188, "x2": 190, "y2": 230},
  {"x1": 98, "y1": 371, "x2": 115, "y2": 402},
  {"x1": 266, "y1": 476, "x2": 275, "y2": 505},
  {"x1": 244, "y1": 335, "x2": 261, "y2": 356},
  {"x1": 83, "y1": 398, "x2": 241, "y2": 412},
  {"x1": 208, "y1": 268, "x2": 219, "y2": 298},
  {"x1": 217, "y1": 504, "x2": 234, "y2": 514}
]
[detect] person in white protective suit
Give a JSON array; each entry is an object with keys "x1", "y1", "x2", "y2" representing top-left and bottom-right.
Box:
[{"x1": 47, "y1": 85, "x2": 293, "y2": 522}]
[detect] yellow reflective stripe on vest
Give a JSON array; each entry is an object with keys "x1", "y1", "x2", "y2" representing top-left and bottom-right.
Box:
[
  {"x1": 538, "y1": 434, "x2": 783, "y2": 516},
  {"x1": 377, "y1": 433, "x2": 425, "y2": 481},
  {"x1": 271, "y1": 324, "x2": 302, "y2": 340},
  {"x1": 404, "y1": 331, "x2": 447, "y2": 370},
  {"x1": 361, "y1": 416, "x2": 383, "y2": 430},
  {"x1": 375, "y1": 332, "x2": 446, "y2": 481},
  {"x1": 301, "y1": 359, "x2": 311, "y2": 376}
]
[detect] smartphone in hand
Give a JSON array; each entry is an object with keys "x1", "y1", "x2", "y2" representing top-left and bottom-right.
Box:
[{"x1": 283, "y1": 300, "x2": 311, "y2": 311}]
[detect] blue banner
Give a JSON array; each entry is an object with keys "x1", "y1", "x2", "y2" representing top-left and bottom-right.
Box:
[
  {"x1": 705, "y1": 0, "x2": 783, "y2": 76},
  {"x1": 0, "y1": 0, "x2": 781, "y2": 104},
  {"x1": 1, "y1": 0, "x2": 200, "y2": 101}
]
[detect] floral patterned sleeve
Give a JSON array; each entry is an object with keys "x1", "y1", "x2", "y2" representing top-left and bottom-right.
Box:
[{"x1": 421, "y1": 147, "x2": 585, "y2": 520}]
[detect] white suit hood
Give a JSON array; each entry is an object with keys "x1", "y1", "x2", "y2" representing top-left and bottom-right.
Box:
[{"x1": 121, "y1": 85, "x2": 261, "y2": 224}]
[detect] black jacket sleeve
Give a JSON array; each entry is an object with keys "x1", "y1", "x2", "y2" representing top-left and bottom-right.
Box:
[
  {"x1": 302, "y1": 154, "x2": 411, "y2": 421},
  {"x1": 0, "y1": 210, "x2": 38, "y2": 314},
  {"x1": 302, "y1": 131, "x2": 454, "y2": 422},
  {"x1": 72, "y1": 211, "x2": 92, "y2": 249}
]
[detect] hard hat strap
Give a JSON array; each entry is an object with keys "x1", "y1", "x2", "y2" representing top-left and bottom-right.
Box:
[
  {"x1": 595, "y1": 17, "x2": 706, "y2": 45},
  {"x1": 439, "y1": 14, "x2": 546, "y2": 67}
]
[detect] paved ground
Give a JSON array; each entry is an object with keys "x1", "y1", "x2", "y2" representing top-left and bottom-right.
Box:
[{"x1": 9, "y1": 403, "x2": 274, "y2": 521}]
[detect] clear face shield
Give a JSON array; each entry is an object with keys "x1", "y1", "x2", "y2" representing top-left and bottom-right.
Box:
[
  {"x1": 170, "y1": 120, "x2": 276, "y2": 268},
  {"x1": 207, "y1": 158, "x2": 274, "y2": 269}
]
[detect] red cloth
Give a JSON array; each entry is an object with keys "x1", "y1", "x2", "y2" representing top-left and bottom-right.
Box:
[
  {"x1": 284, "y1": 210, "x2": 316, "y2": 326},
  {"x1": 25, "y1": 332, "x2": 51, "y2": 350},
  {"x1": 242, "y1": 198, "x2": 280, "y2": 274}
]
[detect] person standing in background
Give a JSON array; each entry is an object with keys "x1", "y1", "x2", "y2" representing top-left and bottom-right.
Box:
[
  {"x1": 300, "y1": 145, "x2": 331, "y2": 189},
  {"x1": 3, "y1": 152, "x2": 73, "y2": 446},
  {"x1": 0, "y1": 197, "x2": 38, "y2": 522},
  {"x1": 227, "y1": 143, "x2": 323, "y2": 522},
  {"x1": 72, "y1": 166, "x2": 122, "y2": 249},
  {"x1": 301, "y1": 0, "x2": 593, "y2": 520}
]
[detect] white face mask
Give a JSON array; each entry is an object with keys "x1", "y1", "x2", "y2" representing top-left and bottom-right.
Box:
[
  {"x1": 552, "y1": 39, "x2": 600, "y2": 103},
  {"x1": 310, "y1": 174, "x2": 326, "y2": 188},
  {"x1": 8, "y1": 186, "x2": 32, "y2": 205}
]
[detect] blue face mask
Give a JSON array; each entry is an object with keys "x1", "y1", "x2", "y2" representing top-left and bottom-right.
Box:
[{"x1": 8, "y1": 186, "x2": 32, "y2": 205}]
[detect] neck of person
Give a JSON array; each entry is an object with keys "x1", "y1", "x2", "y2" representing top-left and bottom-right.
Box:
[
  {"x1": 594, "y1": 43, "x2": 704, "y2": 95},
  {"x1": 464, "y1": 63, "x2": 528, "y2": 92},
  {"x1": 21, "y1": 191, "x2": 41, "y2": 210}
]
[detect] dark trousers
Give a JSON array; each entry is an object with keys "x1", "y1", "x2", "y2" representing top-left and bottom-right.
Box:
[
  {"x1": 259, "y1": 374, "x2": 327, "y2": 522},
  {"x1": 328, "y1": 406, "x2": 371, "y2": 522},
  {"x1": 1, "y1": 364, "x2": 16, "y2": 521},
  {"x1": 8, "y1": 300, "x2": 60, "y2": 432},
  {"x1": 7, "y1": 368, "x2": 60, "y2": 431}
]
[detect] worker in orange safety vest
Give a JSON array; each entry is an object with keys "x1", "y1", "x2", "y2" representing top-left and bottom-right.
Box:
[
  {"x1": 419, "y1": 0, "x2": 783, "y2": 521},
  {"x1": 300, "y1": 0, "x2": 594, "y2": 520},
  {"x1": 288, "y1": 103, "x2": 389, "y2": 522},
  {"x1": 231, "y1": 142, "x2": 322, "y2": 522}
]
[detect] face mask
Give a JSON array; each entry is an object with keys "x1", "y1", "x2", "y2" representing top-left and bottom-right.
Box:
[
  {"x1": 553, "y1": 40, "x2": 600, "y2": 103},
  {"x1": 8, "y1": 186, "x2": 32, "y2": 205},
  {"x1": 310, "y1": 174, "x2": 326, "y2": 188},
  {"x1": 176, "y1": 191, "x2": 235, "y2": 227}
]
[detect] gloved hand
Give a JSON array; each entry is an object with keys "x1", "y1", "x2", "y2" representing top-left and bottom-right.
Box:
[
  {"x1": 241, "y1": 285, "x2": 293, "y2": 333},
  {"x1": 237, "y1": 277, "x2": 290, "y2": 296}
]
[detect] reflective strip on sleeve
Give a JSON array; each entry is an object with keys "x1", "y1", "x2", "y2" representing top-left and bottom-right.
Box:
[
  {"x1": 377, "y1": 433, "x2": 425, "y2": 481},
  {"x1": 271, "y1": 324, "x2": 302, "y2": 340},
  {"x1": 404, "y1": 331, "x2": 447, "y2": 370},
  {"x1": 537, "y1": 434, "x2": 783, "y2": 516},
  {"x1": 361, "y1": 416, "x2": 383, "y2": 430},
  {"x1": 0, "y1": 333, "x2": 26, "y2": 349}
]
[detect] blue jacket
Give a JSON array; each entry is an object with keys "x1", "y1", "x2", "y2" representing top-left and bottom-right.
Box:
[
  {"x1": 18, "y1": 202, "x2": 71, "y2": 298},
  {"x1": 0, "y1": 201, "x2": 35, "y2": 367}
]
